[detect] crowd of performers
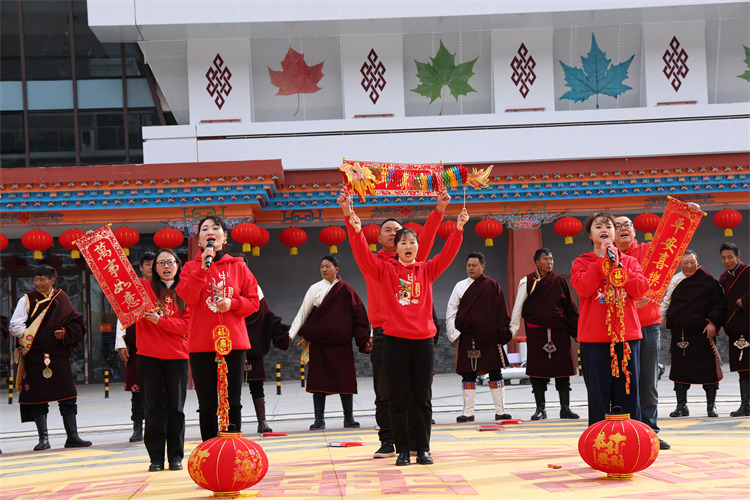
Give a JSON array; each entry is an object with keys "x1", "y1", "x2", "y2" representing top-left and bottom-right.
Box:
[{"x1": 9, "y1": 193, "x2": 748, "y2": 468}]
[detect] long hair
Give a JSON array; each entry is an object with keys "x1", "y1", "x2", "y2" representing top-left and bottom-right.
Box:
[{"x1": 151, "y1": 248, "x2": 187, "y2": 314}]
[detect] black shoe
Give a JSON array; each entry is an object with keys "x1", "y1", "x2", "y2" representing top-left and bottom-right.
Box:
[
  {"x1": 559, "y1": 407, "x2": 580, "y2": 419},
  {"x1": 148, "y1": 463, "x2": 164, "y2": 472},
  {"x1": 129, "y1": 421, "x2": 143, "y2": 442},
  {"x1": 531, "y1": 407, "x2": 547, "y2": 420},
  {"x1": 65, "y1": 436, "x2": 93, "y2": 448},
  {"x1": 416, "y1": 451, "x2": 433, "y2": 465},
  {"x1": 659, "y1": 439, "x2": 671, "y2": 450},
  {"x1": 257, "y1": 421, "x2": 273, "y2": 433},
  {"x1": 495, "y1": 413, "x2": 512, "y2": 420},
  {"x1": 169, "y1": 461, "x2": 183, "y2": 471},
  {"x1": 730, "y1": 404, "x2": 750, "y2": 417},
  {"x1": 343, "y1": 418, "x2": 360, "y2": 428},
  {"x1": 395, "y1": 452, "x2": 410, "y2": 466},
  {"x1": 669, "y1": 404, "x2": 689, "y2": 417},
  {"x1": 707, "y1": 406, "x2": 719, "y2": 418},
  {"x1": 373, "y1": 441, "x2": 395, "y2": 458},
  {"x1": 456, "y1": 414, "x2": 474, "y2": 422},
  {"x1": 309, "y1": 419, "x2": 325, "y2": 430}
]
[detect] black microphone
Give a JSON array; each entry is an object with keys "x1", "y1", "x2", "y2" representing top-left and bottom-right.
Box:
[
  {"x1": 601, "y1": 234, "x2": 617, "y2": 264},
  {"x1": 205, "y1": 240, "x2": 215, "y2": 268}
]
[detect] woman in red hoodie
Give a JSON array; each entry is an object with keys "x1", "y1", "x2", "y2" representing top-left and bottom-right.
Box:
[
  {"x1": 571, "y1": 212, "x2": 649, "y2": 425},
  {"x1": 137, "y1": 248, "x2": 190, "y2": 472},
  {"x1": 176, "y1": 216, "x2": 259, "y2": 440}
]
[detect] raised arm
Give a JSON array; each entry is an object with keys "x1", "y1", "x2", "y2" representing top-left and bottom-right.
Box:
[{"x1": 416, "y1": 190, "x2": 450, "y2": 261}]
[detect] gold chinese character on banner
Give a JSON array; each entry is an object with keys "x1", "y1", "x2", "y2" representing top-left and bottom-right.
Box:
[{"x1": 93, "y1": 241, "x2": 112, "y2": 260}]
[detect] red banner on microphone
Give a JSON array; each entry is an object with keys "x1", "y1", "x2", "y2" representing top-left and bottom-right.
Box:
[{"x1": 76, "y1": 226, "x2": 156, "y2": 328}]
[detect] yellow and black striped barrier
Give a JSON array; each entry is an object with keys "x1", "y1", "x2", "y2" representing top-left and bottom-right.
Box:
[
  {"x1": 8, "y1": 375, "x2": 14, "y2": 404},
  {"x1": 104, "y1": 369, "x2": 110, "y2": 398},
  {"x1": 300, "y1": 363, "x2": 305, "y2": 388},
  {"x1": 276, "y1": 363, "x2": 281, "y2": 395}
]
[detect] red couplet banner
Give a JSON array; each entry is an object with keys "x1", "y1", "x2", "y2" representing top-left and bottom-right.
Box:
[{"x1": 76, "y1": 226, "x2": 156, "y2": 328}]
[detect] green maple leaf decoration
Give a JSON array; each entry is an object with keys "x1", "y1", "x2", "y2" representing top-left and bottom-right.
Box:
[
  {"x1": 559, "y1": 34, "x2": 634, "y2": 109},
  {"x1": 738, "y1": 45, "x2": 750, "y2": 82},
  {"x1": 411, "y1": 40, "x2": 478, "y2": 115}
]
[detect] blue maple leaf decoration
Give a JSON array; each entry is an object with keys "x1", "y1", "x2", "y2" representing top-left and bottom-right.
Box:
[{"x1": 559, "y1": 34, "x2": 634, "y2": 108}]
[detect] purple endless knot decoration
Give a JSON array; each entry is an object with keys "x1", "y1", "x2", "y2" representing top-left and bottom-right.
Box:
[
  {"x1": 662, "y1": 36, "x2": 689, "y2": 92},
  {"x1": 205, "y1": 53, "x2": 233, "y2": 109},
  {"x1": 360, "y1": 49, "x2": 387, "y2": 104},
  {"x1": 510, "y1": 43, "x2": 537, "y2": 98}
]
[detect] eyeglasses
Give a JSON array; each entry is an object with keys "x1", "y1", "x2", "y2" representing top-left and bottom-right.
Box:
[
  {"x1": 156, "y1": 260, "x2": 177, "y2": 267},
  {"x1": 615, "y1": 222, "x2": 633, "y2": 229}
]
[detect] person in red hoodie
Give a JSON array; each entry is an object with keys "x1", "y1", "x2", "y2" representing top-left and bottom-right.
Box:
[
  {"x1": 571, "y1": 212, "x2": 649, "y2": 426},
  {"x1": 348, "y1": 207, "x2": 469, "y2": 467},
  {"x1": 176, "y1": 216, "x2": 260, "y2": 441},
  {"x1": 137, "y1": 248, "x2": 190, "y2": 472}
]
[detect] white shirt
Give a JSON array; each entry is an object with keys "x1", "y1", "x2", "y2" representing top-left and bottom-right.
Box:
[
  {"x1": 445, "y1": 277, "x2": 475, "y2": 343},
  {"x1": 661, "y1": 271, "x2": 688, "y2": 325},
  {"x1": 115, "y1": 320, "x2": 127, "y2": 350},
  {"x1": 289, "y1": 278, "x2": 339, "y2": 340},
  {"x1": 509, "y1": 276, "x2": 529, "y2": 337},
  {"x1": 9, "y1": 296, "x2": 30, "y2": 338}
]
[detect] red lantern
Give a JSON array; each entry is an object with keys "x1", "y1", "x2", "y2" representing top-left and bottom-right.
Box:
[
  {"x1": 475, "y1": 218, "x2": 503, "y2": 246},
  {"x1": 232, "y1": 222, "x2": 261, "y2": 252},
  {"x1": 633, "y1": 213, "x2": 660, "y2": 241},
  {"x1": 22, "y1": 229, "x2": 53, "y2": 260},
  {"x1": 319, "y1": 225, "x2": 346, "y2": 254},
  {"x1": 554, "y1": 216, "x2": 583, "y2": 245},
  {"x1": 713, "y1": 208, "x2": 742, "y2": 237},
  {"x1": 578, "y1": 413, "x2": 659, "y2": 480},
  {"x1": 113, "y1": 226, "x2": 140, "y2": 256},
  {"x1": 362, "y1": 224, "x2": 380, "y2": 251},
  {"x1": 437, "y1": 219, "x2": 457, "y2": 239},
  {"x1": 403, "y1": 222, "x2": 423, "y2": 237},
  {"x1": 0, "y1": 233, "x2": 8, "y2": 252},
  {"x1": 250, "y1": 227, "x2": 270, "y2": 257},
  {"x1": 188, "y1": 431, "x2": 269, "y2": 497},
  {"x1": 279, "y1": 227, "x2": 307, "y2": 255},
  {"x1": 59, "y1": 228, "x2": 86, "y2": 259},
  {"x1": 153, "y1": 227, "x2": 185, "y2": 249}
]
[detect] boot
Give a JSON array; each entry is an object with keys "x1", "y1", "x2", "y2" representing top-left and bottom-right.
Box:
[
  {"x1": 531, "y1": 390, "x2": 547, "y2": 420},
  {"x1": 670, "y1": 384, "x2": 690, "y2": 417},
  {"x1": 129, "y1": 420, "x2": 143, "y2": 442},
  {"x1": 33, "y1": 414, "x2": 50, "y2": 451},
  {"x1": 558, "y1": 390, "x2": 580, "y2": 419},
  {"x1": 309, "y1": 393, "x2": 326, "y2": 430},
  {"x1": 456, "y1": 382, "x2": 476, "y2": 422},
  {"x1": 63, "y1": 413, "x2": 92, "y2": 448},
  {"x1": 253, "y1": 398, "x2": 273, "y2": 433},
  {"x1": 341, "y1": 394, "x2": 360, "y2": 428},
  {"x1": 704, "y1": 384, "x2": 718, "y2": 417},
  {"x1": 730, "y1": 379, "x2": 750, "y2": 417},
  {"x1": 490, "y1": 380, "x2": 512, "y2": 420}
]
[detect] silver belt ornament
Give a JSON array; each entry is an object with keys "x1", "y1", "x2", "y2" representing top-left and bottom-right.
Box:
[
  {"x1": 677, "y1": 331, "x2": 689, "y2": 356},
  {"x1": 735, "y1": 335, "x2": 749, "y2": 361},
  {"x1": 542, "y1": 328, "x2": 557, "y2": 359},
  {"x1": 42, "y1": 352, "x2": 52, "y2": 379},
  {"x1": 467, "y1": 339, "x2": 481, "y2": 372}
]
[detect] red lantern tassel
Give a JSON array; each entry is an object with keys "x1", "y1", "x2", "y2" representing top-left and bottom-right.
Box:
[{"x1": 216, "y1": 354, "x2": 230, "y2": 431}]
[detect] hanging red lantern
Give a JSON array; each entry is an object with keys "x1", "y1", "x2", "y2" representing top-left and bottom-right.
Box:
[
  {"x1": 113, "y1": 226, "x2": 140, "y2": 256},
  {"x1": 578, "y1": 412, "x2": 659, "y2": 480},
  {"x1": 0, "y1": 233, "x2": 8, "y2": 252},
  {"x1": 319, "y1": 225, "x2": 346, "y2": 254},
  {"x1": 232, "y1": 222, "x2": 261, "y2": 253},
  {"x1": 279, "y1": 227, "x2": 307, "y2": 255},
  {"x1": 22, "y1": 229, "x2": 53, "y2": 260},
  {"x1": 188, "y1": 431, "x2": 269, "y2": 497},
  {"x1": 633, "y1": 213, "x2": 660, "y2": 241},
  {"x1": 250, "y1": 227, "x2": 270, "y2": 257},
  {"x1": 713, "y1": 208, "x2": 742, "y2": 237},
  {"x1": 475, "y1": 218, "x2": 503, "y2": 246},
  {"x1": 362, "y1": 224, "x2": 380, "y2": 251},
  {"x1": 59, "y1": 228, "x2": 86, "y2": 259},
  {"x1": 403, "y1": 222, "x2": 423, "y2": 237},
  {"x1": 437, "y1": 219, "x2": 457, "y2": 240},
  {"x1": 153, "y1": 227, "x2": 185, "y2": 249},
  {"x1": 554, "y1": 216, "x2": 583, "y2": 245}
]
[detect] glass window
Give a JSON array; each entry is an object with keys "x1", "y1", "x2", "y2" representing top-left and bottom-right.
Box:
[
  {"x1": 22, "y1": 0, "x2": 72, "y2": 80},
  {"x1": 79, "y1": 110, "x2": 126, "y2": 165},
  {"x1": 0, "y1": 112, "x2": 25, "y2": 168},
  {"x1": 28, "y1": 111, "x2": 76, "y2": 166},
  {"x1": 128, "y1": 109, "x2": 159, "y2": 163},
  {"x1": 0, "y1": 0, "x2": 21, "y2": 81}
]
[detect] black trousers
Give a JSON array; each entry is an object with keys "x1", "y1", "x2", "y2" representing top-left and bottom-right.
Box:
[
  {"x1": 248, "y1": 379, "x2": 265, "y2": 400},
  {"x1": 138, "y1": 355, "x2": 188, "y2": 464},
  {"x1": 130, "y1": 391, "x2": 144, "y2": 422},
  {"x1": 26, "y1": 397, "x2": 78, "y2": 419},
  {"x1": 383, "y1": 335, "x2": 434, "y2": 454},
  {"x1": 531, "y1": 376, "x2": 571, "y2": 393},
  {"x1": 581, "y1": 340, "x2": 641, "y2": 425},
  {"x1": 461, "y1": 369, "x2": 503, "y2": 382},
  {"x1": 371, "y1": 328, "x2": 392, "y2": 443},
  {"x1": 190, "y1": 349, "x2": 247, "y2": 440}
]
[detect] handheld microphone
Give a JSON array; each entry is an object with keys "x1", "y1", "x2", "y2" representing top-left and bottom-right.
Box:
[
  {"x1": 205, "y1": 240, "x2": 215, "y2": 268},
  {"x1": 601, "y1": 235, "x2": 617, "y2": 264}
]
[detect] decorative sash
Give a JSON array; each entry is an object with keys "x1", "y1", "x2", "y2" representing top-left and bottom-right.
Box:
[{"x1": 14, "y1": 290, "x2": 60, "y2": 392}]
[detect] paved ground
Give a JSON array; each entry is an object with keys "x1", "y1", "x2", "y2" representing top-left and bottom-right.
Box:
[{"x1": 1, "y1": 368, "x2": 749, "y2": 499}]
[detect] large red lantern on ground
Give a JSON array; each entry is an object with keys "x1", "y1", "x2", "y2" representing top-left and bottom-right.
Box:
[
  {"x1": 250, "y1": 227, "x2": 270, "y2": 257},
  {"x1": 319, "y1": 225, "x2": 346, "y2": 254},
  {"x1": 403, "y1": 222, "x2": 423, "y2": 237},
  {"x1": 279, "y1": 227, "x2": 307, "y2": 255},
  {"x1": 362, "y1": 224, "x2": 380, "y2": 251},
  {"x1": 578, "y1": 413, "x2": 659, "y2": 480},
  {"x1": 554, "y1": 216, "x2": 582, "y2": 244},
  {"x1": 188, "y1": 431, "x2": 269, "y2": 497},
  {"x1": 113, "y1": 226, "x2": 140, "y2": 256},
  {"x1": 153, "y1": 227, "x2": 184, "y2": 249},
  {"x1": 232, "y1": 222, "x2": 261, "y2": 252},
  {"x1": 633, "y1": 213, "x2": 660, "y2": 241},
  {"x1": 59, "y1": 228, "x2": 86, "y2": 259},
  {"x1": 713, "y1": 208, "x2": 742, "y2": 237},
  {"x1": 0, "y1": 233, "x2": 8, "y2": 252},
  {"x1": 22, "y1": 229, "x2": 53, "y2": 259},
  {"x1": 475, "y1": 218, "x2": 503, "y2": 246},
  {"x1": 437, "y1": 219, "x2": 457, "y2": 239}
]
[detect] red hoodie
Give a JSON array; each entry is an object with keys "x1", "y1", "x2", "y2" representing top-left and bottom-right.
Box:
[
  {"x1": 622, "y1": 239, "x2": 662, "y2": 327},
  {"x1": 136, "y1": 278, "x2": 190, "y2": 360},
  {"x1": 571, "y1": 250, "x2": 649, "y2": 343},
  {"x1": 176, "y1": 252, "x2": 259, "y2": 353}
]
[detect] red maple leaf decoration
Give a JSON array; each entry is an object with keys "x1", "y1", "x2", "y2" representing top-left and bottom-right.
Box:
[{"x1": 268, "y1": 47, "x2": 324, "y2": 116}]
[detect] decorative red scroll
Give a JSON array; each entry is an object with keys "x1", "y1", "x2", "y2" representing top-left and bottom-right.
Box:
[{"x1": 76, "y1": 226, "x2": 156, "y2": 328}]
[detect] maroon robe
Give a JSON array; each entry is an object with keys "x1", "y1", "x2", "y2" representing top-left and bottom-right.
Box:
[
  {"x1": 666, "y1": 268, "x2": 726, "y2": 385},
  {"x1": 245, "y1": 297, "x2": 290, "y2": 380},
  {"x1": 299, "y1": 279, "x2": 370, "y2": 394},
  {"x1": 454, "y1": 274, "x2": 512, "y2": 374},
  {"x1": 19, "y1": 289, "x2": 86, "y2": 421},
  {"x1": 720, "y1": 261, "x2": 750, "y2": 372},
  {"x1": 521, "y1": 271, "x2": 579, "y2": 379}
]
